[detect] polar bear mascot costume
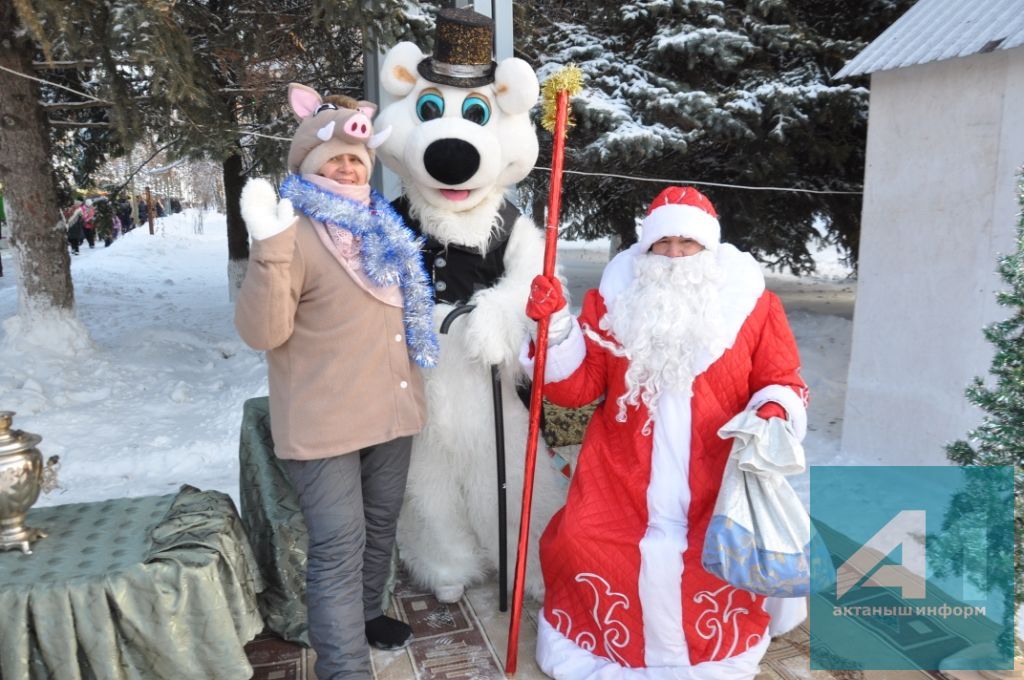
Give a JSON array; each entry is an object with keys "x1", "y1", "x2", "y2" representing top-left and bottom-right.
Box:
[{"x1": 375, "y1": 7, "x2": 566, "y2": 604}]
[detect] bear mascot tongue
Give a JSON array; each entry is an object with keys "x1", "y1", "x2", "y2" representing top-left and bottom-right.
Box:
[
  {"x1": 373, "y1": 6, "x2": 569, "y2": 607},
  {"x1": 440, "y1": 189, "x2": 471, "y2": 201}
]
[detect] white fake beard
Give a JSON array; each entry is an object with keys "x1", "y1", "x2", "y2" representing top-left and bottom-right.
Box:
[{"x1": 599, "y1": 251, "x2": 728, "y2": 429}]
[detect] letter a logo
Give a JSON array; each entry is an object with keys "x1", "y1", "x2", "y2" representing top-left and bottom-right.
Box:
[{"x1": 836, "y1": 510, "x2": 927, "y2": 600}]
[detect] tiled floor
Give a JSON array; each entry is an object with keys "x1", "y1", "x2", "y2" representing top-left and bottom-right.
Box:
[
  {"x1": 365, "y1": 575, "x2": 1021, "y2": 680},
  {"x1": 370, "y1": 573, "x2": 836, "y2": 680},
  {"x1": 370, "y1": 577, "x2": 547, "y2": 679}
]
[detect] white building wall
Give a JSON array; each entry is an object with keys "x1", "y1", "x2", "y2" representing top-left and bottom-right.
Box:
[{"x1": 841, "y1": 47, "x2": 1024, "y2": 465}]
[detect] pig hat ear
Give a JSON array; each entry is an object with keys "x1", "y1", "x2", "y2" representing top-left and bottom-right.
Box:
[{"x1": 288, "y1": 83, "x2": 323, "y2": 120}]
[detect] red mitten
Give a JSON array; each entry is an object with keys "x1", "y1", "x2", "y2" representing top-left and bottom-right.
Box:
[
  {"x1": 526, "y1": 274, "x2": 566, "y2": 321},
  {"x1": 756, "y1": 402, "x2": 787, "y2": 420}
]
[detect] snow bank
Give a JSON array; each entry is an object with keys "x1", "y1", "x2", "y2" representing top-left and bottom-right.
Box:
[{"x1": 0, "y1": 210, "x2": 267, "y2": 507}]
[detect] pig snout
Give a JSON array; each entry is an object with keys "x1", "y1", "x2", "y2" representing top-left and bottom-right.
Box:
[{"x1": 343, "y1": 112, "x2": 371, "y2": 139}]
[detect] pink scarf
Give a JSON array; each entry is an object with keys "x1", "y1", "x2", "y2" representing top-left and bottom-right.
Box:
[{"x1": 301, "y1": 174, "x2": 402, "y2": 307}]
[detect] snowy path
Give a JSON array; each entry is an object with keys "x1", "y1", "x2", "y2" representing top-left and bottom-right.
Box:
[{"x1": 0, "y1": 212, "x2": 266, "y2": 506}]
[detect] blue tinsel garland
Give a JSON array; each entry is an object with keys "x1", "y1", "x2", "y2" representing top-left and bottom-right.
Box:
[{"x1": 280, "y1": 174, "x2": 439, "y2": 368}]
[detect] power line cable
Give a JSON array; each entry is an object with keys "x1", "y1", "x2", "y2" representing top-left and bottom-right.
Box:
[
  {"x1": 1, "y1": 64, "x2": 864, "y2": 196},
  {"x1": 534, "y1": 166, "x2": 862, "y2": 195}
]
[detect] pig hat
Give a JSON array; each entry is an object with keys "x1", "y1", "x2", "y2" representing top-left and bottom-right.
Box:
[{"x1": 285, "y1": 83, "x2": 390, "y2": 177}]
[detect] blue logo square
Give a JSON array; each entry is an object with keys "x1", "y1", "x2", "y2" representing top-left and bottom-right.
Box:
[{"x1": 809, "y1": 466, "x2": 1015, "y2": 671}]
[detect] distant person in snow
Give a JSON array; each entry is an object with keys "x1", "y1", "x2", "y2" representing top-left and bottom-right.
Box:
[
  {"x1": 94, "y1": 196, "x2": 117, "y2": 247},
  {"x1": 81, "y1": 199, "x2": 96, "y2": 248},
  {"x1": 116, "y1": 199, "x2": 133, "y2": 233},
  {"x1": 137, "y1": 200, "x2": 148, "y2": 227},
  {"x1": 64, "y1": 201, "x2": 86, "y2": 255},
  {"x1": 234, "y1": 83, "x2": 438, "y2": 679},
  {"x1": 523, "y1": 186, "x2": 810, "y2": 679}
]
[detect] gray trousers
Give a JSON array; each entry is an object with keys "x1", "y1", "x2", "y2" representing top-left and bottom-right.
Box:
[{"x1": 285, "y1": 436, "x2": 412, "y2": 680}]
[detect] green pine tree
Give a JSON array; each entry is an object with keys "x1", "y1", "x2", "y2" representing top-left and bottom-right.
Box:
[
  {"x1": 516, "y1": 0, "x2": 914, "y2": 273},
  {"x1": 940, "y1": 174, "x2": 1024, "y2": 656},
  {"x1": 8, "y1": 0, "x2": 432, "y2": 312}
]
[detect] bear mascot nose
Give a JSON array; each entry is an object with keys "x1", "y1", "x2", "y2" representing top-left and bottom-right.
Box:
[{"x1": 424, "y1": 138, "x2": 480, "y2": 185}]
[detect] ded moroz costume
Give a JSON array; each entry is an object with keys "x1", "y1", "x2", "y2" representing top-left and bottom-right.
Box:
[{"x1": 523, "y1": 187, "x2": 810, "y2": 679}]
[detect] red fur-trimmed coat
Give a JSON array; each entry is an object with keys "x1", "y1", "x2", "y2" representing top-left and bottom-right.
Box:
[{"x1": 530, "y1": 244, "x2": 808, "y2": 678}]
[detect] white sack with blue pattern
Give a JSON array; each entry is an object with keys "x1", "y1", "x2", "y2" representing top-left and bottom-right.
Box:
[{"x1": 703, "y1": 411, "x2": 820, "y2": 598}]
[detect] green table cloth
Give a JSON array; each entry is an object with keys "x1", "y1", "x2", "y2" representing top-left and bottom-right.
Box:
[
  {"x1": 238, "y1": 397, "x2": 309, "y2": 646},
  {"x1": 0, "y1": 486, "x2": 265, "y2": 680}
]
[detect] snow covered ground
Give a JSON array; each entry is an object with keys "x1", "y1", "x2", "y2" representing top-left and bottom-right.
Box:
[{"x1": 0, "y1": 209, "x2": 854, "y2": 510}]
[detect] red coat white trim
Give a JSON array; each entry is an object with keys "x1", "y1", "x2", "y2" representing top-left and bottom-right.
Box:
[{"x1": 531, "y1": 245, "x2": 808, "y2": 678}]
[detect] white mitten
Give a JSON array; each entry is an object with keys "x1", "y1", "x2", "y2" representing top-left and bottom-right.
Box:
[
  {"x1": 537, "y1": 306, "x2": 573, "y2": 346},
  {"x1": 240, "y1": 178, "x2": 297, "y2": 241}
]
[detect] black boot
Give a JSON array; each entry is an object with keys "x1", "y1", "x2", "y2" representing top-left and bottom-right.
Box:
[{"x1": 365, "y1": 614, "x2": 413, "y2": 650}]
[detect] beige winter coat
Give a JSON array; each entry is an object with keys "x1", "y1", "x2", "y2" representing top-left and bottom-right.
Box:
[{"x1": 235, "y1": 215, "x2": 426, "y2": 459}]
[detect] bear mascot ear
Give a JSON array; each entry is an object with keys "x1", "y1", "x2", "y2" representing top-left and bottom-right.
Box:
[
  {"x1": 494, "y1": 58, "x2": 539, "y2": 116},
  {"x1": 381, "y1": 42, "x2": 425, "y2": 97}
]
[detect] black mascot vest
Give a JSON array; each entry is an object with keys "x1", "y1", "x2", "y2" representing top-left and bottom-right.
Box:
[{"x1": 392, "y1": 195, "x2": 535, "y2": 410}]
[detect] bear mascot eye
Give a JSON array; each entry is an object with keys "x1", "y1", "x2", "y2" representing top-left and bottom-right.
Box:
[
  {"x1": 416, "y1": 92, "x2": 445, "y2": 121},
  {"x1": 461, "y1": 95, "x2": 491, "y2": 126}
]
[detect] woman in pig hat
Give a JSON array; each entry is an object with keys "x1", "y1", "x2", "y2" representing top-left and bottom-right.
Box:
[{"x1": 235, "y1": 83, "x2": 438, "y2": 679}]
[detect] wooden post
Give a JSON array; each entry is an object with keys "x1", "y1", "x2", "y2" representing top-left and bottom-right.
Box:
[
  {"x1": 145, "y1": 186, "x2": 154, "y2": 235},
  {"x1": 0, "y1": 183, "x2": 5, "y2": 277}
]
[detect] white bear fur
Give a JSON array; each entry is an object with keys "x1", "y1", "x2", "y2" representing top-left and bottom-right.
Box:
[{"x1": 377, "y1": 41, "x2": 566, "y2": 601}]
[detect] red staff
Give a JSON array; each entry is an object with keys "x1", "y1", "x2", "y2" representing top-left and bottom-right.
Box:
[{"x1": 505, "y1": 64, "x2": 583, "y2": 675}]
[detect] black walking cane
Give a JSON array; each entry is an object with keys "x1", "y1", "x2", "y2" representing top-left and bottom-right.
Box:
[{"x1": 439, "y1": 305, "x2": 509, "y2": 612}]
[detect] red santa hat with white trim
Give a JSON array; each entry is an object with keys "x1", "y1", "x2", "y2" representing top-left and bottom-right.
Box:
[{"x1": 637, "y1": 186, "x2": 720, "y2": 253}]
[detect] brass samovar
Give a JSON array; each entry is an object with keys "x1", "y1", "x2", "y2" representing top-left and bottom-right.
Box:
[{"x1": 0, "y1": 411, "x2": 49, "y2": 554}]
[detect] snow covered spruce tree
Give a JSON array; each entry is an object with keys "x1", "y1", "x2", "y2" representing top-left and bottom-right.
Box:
[
  {"x1": 9, "y1": 0, "x2": 432, "y2": 305},
  {"x1": 517, "y1": 0, "x2": 912, "y2": 272},
  {"x1": 938, "y1": 176, "x2": 1024, "y2": 654}
]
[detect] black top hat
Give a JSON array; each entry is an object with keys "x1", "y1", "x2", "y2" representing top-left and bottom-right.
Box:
[{"x1": 417, "y1": 7, "x2": 497, "y2": 88}]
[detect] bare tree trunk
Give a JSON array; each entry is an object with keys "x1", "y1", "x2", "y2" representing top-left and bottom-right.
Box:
[
  {"x1": 224, "y1": 151, "x2": 249, "y2": 300},
  {"x1": 0, "y1": 7, "x2": 75, "y2": 316}
]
